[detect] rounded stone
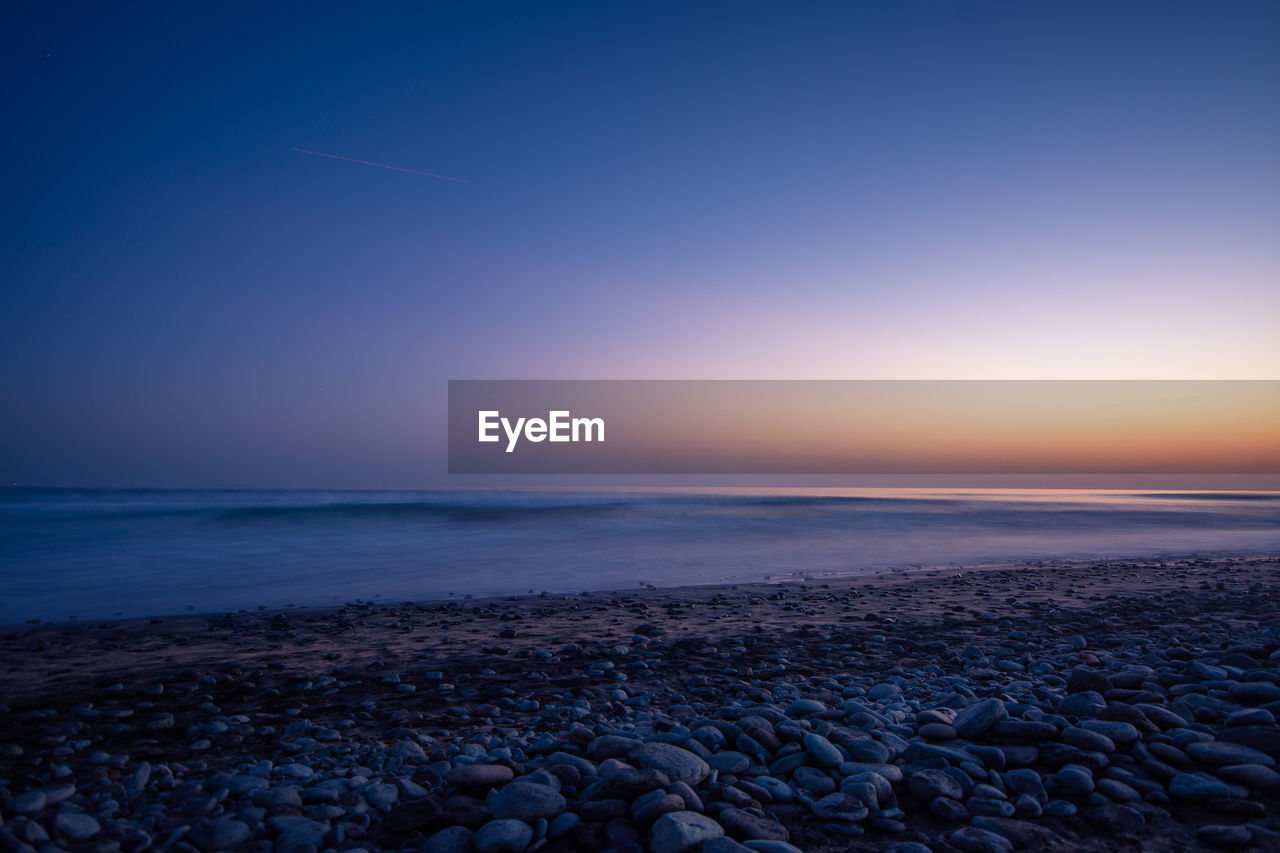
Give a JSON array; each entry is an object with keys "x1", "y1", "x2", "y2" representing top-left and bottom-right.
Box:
[
  {"x1": 650, "y1": 811, "x2": 725, "y2": 853},
  {"x1": 803, "y1": 733, "x2": 843, "y2": 768},
  {"x1": 487, "y1": 782, "x2": 566, "y2": 822},
  {"x1": 785, "y1": 699, "x2": 827, "y2": 717},
  {"x1": 1080, "y1": 720, "x2": 1141, "y2": 744},
  {"x1": 631, "y1": 742, "x2": 711, "y2": 786},
  {"x1": 949, "y1": 825, "x2": 1013, "y2": 853},
  {"x1": 929, "y1": 796, "x2": 969, "y2": 822},
  {"x1": 1169, "y1": 772, "x2": 1249, "y2": 800},
  {"x1": 1187, "y1": 741, "x2": 1276, "y2": 769},
  {"x1": 10, "y1": 791, "x2": 46, "y2": 814},
  {"x1": 447, "y1": 764, "x2": 515, "y2": 789},
  {"x1": 631, "y1": 792, "x2": 685, "y2": 826},
  {"x1": 1196, "y1": 824, "x2": 1254, "y2": 848},
  {"x1": 743, "y1": 843, "x2": 805, "y2": 853},
  {"x1": 708, "y1": 751, "x2": 751, "y2": 774},
  {"x1": 1066, "y1": 669, "x2": 1111, "y2": 695},
  {"x1": 422, "y1": 826, "x2": 475, "y2": 853},
  {"x1": 1060, "y1": 727, "x2": 1115, "y2": 753},
  {"x1": 793, "y1": 766, "x2": 836, "y2": 795},
  {"x1": 473, "y1": 819, "x2": 533, "y2": 853},
  {"x1": 53, "y1": 813, "x2": 101, "y2": 842},
  {"x1": 1218, "y1": 763, "x2": 1280, "y2": 790},
  {"x1": 189, "y1": 819, "x2": 250, "y2": 851},
  {"x1": 1084, "y1": 803, "x2": 1145, "y2": 835},
  {"x1": 810, "y1": 792, "x2": 869, "y2": 822},
  {"x1": 909, "y1": 769, "x2": 964, "y2": 802},
  {"x1": 384, "y1": 797, "x2": 444, "y2": 832},
  {"x1": 719, "y1": 808, "x2": 789, "y2": 842},
  {"x1": 953, "y1": 698, "x2": 1009, "y2": 738},
  {"x1": 1052, "y1": 766, "x2": 1094, "y2": 795}
]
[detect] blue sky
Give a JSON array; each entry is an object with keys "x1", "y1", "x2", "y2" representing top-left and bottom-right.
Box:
[{"x1": 2, "y1": 1, "x2": 1277, "y2": 486}]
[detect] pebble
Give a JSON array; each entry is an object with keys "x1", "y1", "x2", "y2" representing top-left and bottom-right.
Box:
[
  {"x1": 448, "y1": 764, "x2": 516, "y2": 788},
  {"x1": 953, "y1": 698, "x2": 1008, "y2": 738},
  {"x1": 810, "y1": 792, "x2": 869, "y2": 822},
  {"x1": 189, "y1": 819, "x2": 251, "y2": 851},
  {"x1": 718, "y1": 808, "x2": 789, "y2": 842},
  {"x1": 1186, "y1": 740, "x2": 1276, "y2": 768},
  {"x1": 2, "y1": 559, "x2": 1277, "y2": 853},
  {"x1": 53, "y1": 812, "x2": 100, "y2": 841},
  {"x1": 908, "y1": 769, "x2": 963, "y2": 801},
  {"x1": 650, "y1": 811, "x2": 725, "y2": 853},
  {"x1": 1168, "y1": 772, "x2": 1248, "y2": 800},
  {"x1": 803, "y1": 733, "x2": 843, "y2": 768},
  {"x1": 1218, "y1": 763, "x2": 1280, "y2": 789},
  {"x1": 949, "y1": 825, "x2": 1013, "y2": 853},
  {"x1": 268, "y1": 816, "x2": 327, "y2": 849},
  {"x1": 487, "y1": 781, "x2": 567, "y2": 822},
  {"x1": 743, "y1": 842, "x2": 804, "y2": 853},
  {"x1": 473, "y1": 819, "x2": 533, "y2": 853},
  {"x1": 384, "y1": 797, "x2": 443, "y2": 832},
  {"x1": 9, "y1": 791, "x2": 46, "y2": 814},
  {"x1": 631, "y1": 742, "x2": 711, "y2": 786},
  {"x1": 421, "y1": 826, "x2": 475, "y2": 853},
  {"x1": 1085, "y1": 803, "x2": 1145, "y2": 835},
  {"x1": 1051, "y1": 766, "x2": 1094, "y2": 794},
  {"x1": 1196, "y1": 824, "x2": 1254, "y2": 848}
]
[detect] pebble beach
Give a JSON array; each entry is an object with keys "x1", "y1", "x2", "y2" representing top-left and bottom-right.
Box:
[{"x1": 2, "y1": 556, "x2": 1279, "y2": 853}]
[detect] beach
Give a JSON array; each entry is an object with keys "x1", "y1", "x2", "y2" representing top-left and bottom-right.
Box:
[
  {"x1": 5, "y1": 488, "x2": 1279, "y2": 625},
  {"x1": 2, "y1": 556, "x2": 1278, "y2": 852},
  {"x1": 7, "y1": 2, "x2": 1278, "y2": 852}
]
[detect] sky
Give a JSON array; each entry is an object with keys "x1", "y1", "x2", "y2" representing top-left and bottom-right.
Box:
[{"x1": 2, "y1": 1, "x2": 1278, "y2": 488}]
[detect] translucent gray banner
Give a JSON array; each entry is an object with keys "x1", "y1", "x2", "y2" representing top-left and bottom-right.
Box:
[{"x1": 447, "y1": 380, "x2": 1280, "y2": 474}]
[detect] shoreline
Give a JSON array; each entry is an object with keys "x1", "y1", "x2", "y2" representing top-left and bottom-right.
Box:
[
  {"x1": 6, "y1": 547, "x2": 1278, "y2": 633},
  {"x1": 3, "y1": 555, "x2": 1274, "y2": 701},
  {"x1": 2, "y1": 555, "x2": 1278, "y2": 852}
]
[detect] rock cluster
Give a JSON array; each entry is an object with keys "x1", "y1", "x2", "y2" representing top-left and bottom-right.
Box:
[{"x1": 1, "y1": 560, "x2": 1278, "y2": 852}]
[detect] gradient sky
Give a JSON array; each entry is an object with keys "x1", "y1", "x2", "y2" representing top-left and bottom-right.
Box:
[{"x1": 3, "y1": 1, "x2": 1278, "y2": 487}]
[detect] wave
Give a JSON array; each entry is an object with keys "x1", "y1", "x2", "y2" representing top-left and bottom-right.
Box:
[
  {"x1": 2, "y1": 487, "x2": 1277, "y2": 623},
  {"x1": 3, "y1": 488, "x2": 1276, "y2": 531},
  {"x1": 1135, "y1": 492, "x2": 1280, "y2": 501}
]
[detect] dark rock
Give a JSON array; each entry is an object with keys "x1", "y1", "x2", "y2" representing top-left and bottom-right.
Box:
[
  {"x1": 422, "y1": 826, "x2": 475, "y2": 853},
  {"x1": 650, "y1": 812, "x2": 724, "y2": 853},
  {"x1": 909, "y1": 769, "x2": 963, "y2": 802},
  {"x1": 954, "y1": 699, "x2": 1008, "y2": 738},
  {"x1": 1084, "y1": 804, "x2": 1145, "y2": 835},
  {"x1": 1195, "y1": 825, "x2": 1253, "y2": 848},
  {"x1": 593, "y1": 768, "x2": 670, "y2": 801},
  {"x1": 1168, "y1": 773, "x2": 1248, "y2": 800},
  {"x1": 473, "y1": 819, "x2": 532, "y2": 853},
  {"x1": 718, "y1": 809, "x2": 788, "y2": 842},
  {"x1": 1187, "y1": 741, "x2": 1276, "y2": 768},
  {"x1": 444, "y1": 795, "x2": 497, "y2": 829},
  {"x1": 384, "y1": 797, "x2": 443, "y2": 832},
  {"x1": 928, "y1": 797, "x2": 968, "y2": 822},
  {"x1": 970, "y1": 816, "x2": 1065, "y2": 851},
  {"x1": 1218, "y1": 726, "x2": 1280, "y2": 758},
  {"x1": 447, "y1": 765, "x2": 515, "y2": 789},
  {"x1": 949, "y1": 825, "x2": 1013, "y2": 853},
  {"x1": 1066, "y1": 669, "x2": 1112, "y2": 695},
  {"x1": 189, "y1": 819, "x2": 250, "y2": 852},
  {"x1": 632, "y1": 743, "x2": 711, "y2": 786},
  {"x1": 488, "y1": 782, "x2": 566, "y2": 822}
]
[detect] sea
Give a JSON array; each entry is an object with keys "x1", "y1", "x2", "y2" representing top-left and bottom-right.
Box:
[{"x1": 1, "y1": 488, "x2": 1277, "y2": 624}]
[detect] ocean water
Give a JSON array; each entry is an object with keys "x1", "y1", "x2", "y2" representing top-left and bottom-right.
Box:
[{"x1": 0, "y1": 488, "x2": 1277, "y2": 624}]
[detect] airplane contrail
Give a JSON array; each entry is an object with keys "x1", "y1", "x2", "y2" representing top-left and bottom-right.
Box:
[{"x1": 291, "y1": 147, "x2": 468, "y2": 183}]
